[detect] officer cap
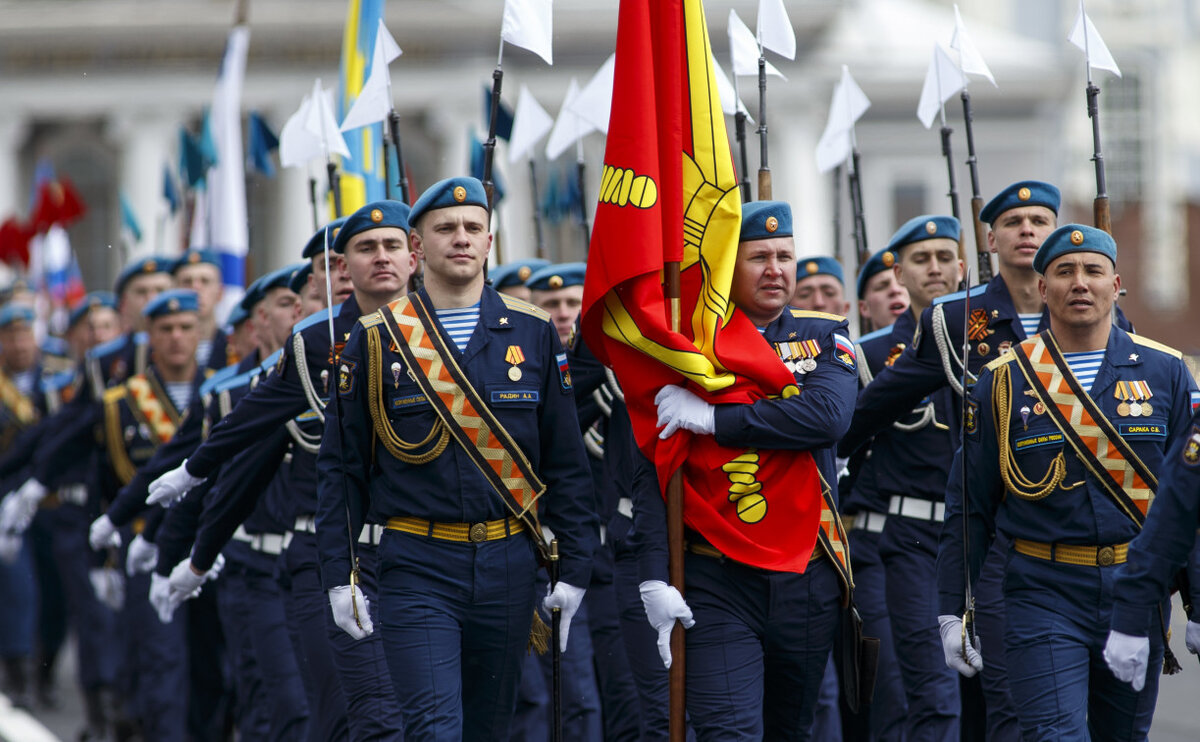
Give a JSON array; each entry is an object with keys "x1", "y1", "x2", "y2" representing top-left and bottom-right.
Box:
[
  {"x1": 240, "y1": 263, "x2": 303, "y2": 313},
  {"x1": 115, "y1": 256, "x2": 170, "y2": 296},
  {"x1": 491, "y1": 259, "x2": 551, "y2": 290},
  {"x1": 171, "y1": 247, "x2": 222, "y2": 275},
  {"x1": 1033, "y1": 224, "x2": 1117, "y2": 275},
  {"x1": 288, "y1": 262, "x2": 313, "y2": 295},
  {"x1": 302, "y1": 217, "x2": 349, "y2": 260},
  {"x1": 409, "y1": 177, "x2": 489, "y2": 229},
  {"x1": 795, "y1": 256, "x2": 844, "y2": 285},
  {"x1": 0, "y1": 304, "x2": 35, "y2": 329},
  {"x1": 143, "y1": 289, "x2": 199, "y2": 319},
  {"x1": 526, "y1": 262, "x2": 586, "y2": 291},
  {"x1": 856, "y1": 248, "x2": 895, "y2": 298},
  {"x1": 68, "y1": 291, "x2": 118, "y2": 329},
  {"x1": 740, "y1": 201, "x2": 793, "y2": 242},
  {"x1": 332, "y1": 201, "x2": 411, "y2": 254},
  {"x1": 979, "y1": 180, "x2": 1060, "y2": 224}
]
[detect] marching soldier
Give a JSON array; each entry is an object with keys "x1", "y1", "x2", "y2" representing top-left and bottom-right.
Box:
[
  {"x1": 639, "y1": 201, "x2": 858, "y2": 740},
  {"x1": 936, "y1": 225, "x2": 1199, "y2": 740},
  {"x1": 170, "y1": 248, "x2": 230, "y2": 369},
  {"x1": 316, "y1": 176, "x2": 599, "y2": 739},
  {"x1": 527, "y1": 262, "x2": 587, "y2": 347},
  {"x1": 791, "y1": 255, "x2": 851, "y2": 317}
]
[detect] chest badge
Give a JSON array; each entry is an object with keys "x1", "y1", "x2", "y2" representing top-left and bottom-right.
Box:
[
  {"x1": 1115, "y1": 380, "x2": 1153, "y2": 417},
  {"x1": 505, "y1": 345, "x2": 526, "y2": 382},
  {"x1": 967, "y1": 308, "x2": 993, "y2": 341},
  {"x1": 391, "y1": 362, "x2": 402, "y2": 389}
]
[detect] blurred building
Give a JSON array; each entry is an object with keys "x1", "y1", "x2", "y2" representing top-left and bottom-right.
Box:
[{"x1": 0, "y1": 0, "x2": 1195, "y2": 351}]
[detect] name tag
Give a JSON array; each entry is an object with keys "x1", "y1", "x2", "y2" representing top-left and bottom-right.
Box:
[
  {"x1": 1014, "y1": 431, "x2": 1065, "y2": 451},
  {"x1": 1118, "y1": 423, "x2": 1165, "y2": 438},
  {"x1": 392, "y1": 393, "x2": 429, "y2": 409},
  {"x1": 491, "y1": 390, "x2": 540, "y2": 404}
]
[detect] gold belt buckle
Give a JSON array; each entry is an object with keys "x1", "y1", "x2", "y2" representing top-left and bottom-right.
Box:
[
  {"x1": 469, "y1": 523, "x2": 488, "y2": 543},
  {"x1": 1097, "y1": 546, "x2": 1115, "y2": 567}
]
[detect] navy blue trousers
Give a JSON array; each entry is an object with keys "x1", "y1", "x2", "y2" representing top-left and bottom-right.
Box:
[
  {"x1": 585, "y1": 545, "x2": 640, "y2": 741},
  {"x1": 378, "y1": 529, "x2": 538, "y2": 741},
  {"x1": 613, "y1": 530, "x2": 675, "y2": 741},
  {"x1": 975, "y1": 533, "x2": 1020, "y2": 741},
  {"x1": 123, "y1": 568, "x2": 188, "y2": 742},
  {"x1": 684, "y1": 550, "x2": 840, "y2": 741}
]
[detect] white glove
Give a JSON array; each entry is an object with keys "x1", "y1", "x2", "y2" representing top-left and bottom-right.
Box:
[
  {"x1": 329, "y1": 584, "x2": 374, "y2": 640},
  {"x1": 88, "y1": 514, "x2": 121, "y2": 551},
  {"x1": 205, "y1": 553, "x2": 226, "y2": 581},
  {"x1": 88, "y1": 567, "x2": 125, "y2": 612},
  {"x1": 0, "y1": 533, "x2": 22, "y2": 564},
  {"x1": 939, "y1": 614, "x2": 984, "y2": 677},
  {"x1": 655, "y1": 385, "x2": 715, "y2": 440},
  {"x1": 125, "y1": 534, "x2": 159, "y2": 576},
  {"x1": 639, "y1": 580, "x2": 695, "y2": 668},
  {"x1": 146, "y1": 460, "x2": 204, "y2": 507},
  {"x1": 0, "y1": 479, "x2": 47, "y2": 536},
  {"x1": 149, "y1": 573, "x2": 178, "y2": 624},
  {"x1": 543, "y1": 581, "x2": 587, "y2": 652},
  {"x1": 167, "y1": 558, "x2": 207, "y2": 604},
  {"x1": 1103, "y1": 629, "x2": 1150, "y2": 691},
  {"x1": 1187, "y1": 620, "x2": 1200, "y2": 656}
]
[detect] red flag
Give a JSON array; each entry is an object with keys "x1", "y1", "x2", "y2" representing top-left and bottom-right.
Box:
[
  {"x1": 0, "y1": 218, "x2": 34, "y2": 267},
  {"x1": 31, "y1": 177, "x2": 86, "y2": 233},
  {"x1": 582, "y1": 0, "x2": 822, "y2": 572}
]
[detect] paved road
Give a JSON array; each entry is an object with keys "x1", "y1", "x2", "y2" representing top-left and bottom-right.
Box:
[{"x1": 7, "y1": 601, "x2": 1200, "y2": 741}]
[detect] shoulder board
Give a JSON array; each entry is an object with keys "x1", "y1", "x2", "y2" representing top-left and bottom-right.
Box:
[
  {"x1": 932, "y1": 284, "x2": 986, "y2": 307},
  {"x1": 86, "y1": 334, "x2": 129, "y2": 361},
  {"x1": 214, "y1": 367, "x2": 261, "y2": 394},
  {"x1": 1129, "y1": 334, "x2": 1183, "y2": 359},
  {"x1": 259, "y1": 348, "x2": 284, "y2": 374},
  {"x1": 293, "y1": 303, "x2": 342, "y2": 334},
  {"x1": 500, "y1": 294, "x2": 551, "y2": 321},
  {"x1": 857, "y1": 324, "x2": 895, "y2": 343},
  {"x1": 358, "y1": 311, "x2": 385, "y2": 329},
  {"x1": 199, "y1": 363, "x2": 241, "y2": 397},
  {"x1": 984, "y1": 350, "x2": 1017, "y2": 372},
  {"x1": 787, "y1": 309, "x2": 846, "y2": 323}
]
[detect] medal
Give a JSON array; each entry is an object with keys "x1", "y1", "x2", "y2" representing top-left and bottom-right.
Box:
[
  {"x1": 800, "y1": 358, "x2": 817, "y2": 373},
  {"x1": 976, "y1": 342, "x2": 990, "y2": 357},
  {"x1": 504, "y1": 345, "x2": 525, "y2": 382},
  {"x1": 508, "y1": 366, "x2": 523, "y2": 381},
  {"x1": 1117, "y1": 402, "x2": 1130, "y2": 416},
  {"x1": 1129, "y1": 402, "x2": 1142, "y2": 417},
  {"x1": 1141, "y1": 402, "x2": 1153, "y2": 416},
  {"x1": 1020, "y1": 405, "x2": 1030, "y2": 429},
  {"x1": 1033, "y1": 402, "x2": 1045, "y2": 416},
  {"x1": 321, "y1": 369, "x2": 329, "y2": 393},
  {"x1": 391, "y1": 362, "x2": 402, "y2": 389}
]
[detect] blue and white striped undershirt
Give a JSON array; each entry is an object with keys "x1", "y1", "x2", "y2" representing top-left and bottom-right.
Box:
[
  {"x1": 1062, "y1": 350, "x2": 1105, "y2": 393},
  {"x1": 165, "y1": 381, "x2": 193, "y2": 412},
  {"x1": 435, "y1": 303, "x2": 481, "y2": 352},
  {"x1": 1018, "y1": 313, "x2": 1041, "y2": 338}
]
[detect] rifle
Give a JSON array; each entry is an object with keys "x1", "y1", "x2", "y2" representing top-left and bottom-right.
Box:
[
  {"x1": 960, "y1": 90, "x2": 993, "y2": 282},
  {"x1": 755, "y1": 55, "x2": 771, "y2": 200}
]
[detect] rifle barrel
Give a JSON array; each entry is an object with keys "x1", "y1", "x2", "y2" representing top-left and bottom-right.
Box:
[
  {"x1": 483, "y1": 66, "x2": 504, "y2": 213},
  {"x1": 939, "y1": 125, "x2": 967, "y2": 267},
  {"x1": 387, "y1": 110, "x2": 411, "y2": 205},
  {"x1": 1086, "y1": 83, "x2": 1113, "y2": 235},
  {"x1": 756, "y1": 56, "x2": 771, "y2": 200}
]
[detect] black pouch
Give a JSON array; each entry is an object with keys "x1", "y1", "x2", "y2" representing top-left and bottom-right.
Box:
[{"x1": 836, "y1": 595, "x2": 880, "y2": 714}]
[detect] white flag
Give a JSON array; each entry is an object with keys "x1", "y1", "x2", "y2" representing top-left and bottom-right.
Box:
[
  {"x1": 205, "y1": 25, "x2": 250, "y2": 317},
  {"x1": 340, "y1": 20, "x2": 403, "y2": 132},
  {"x1": 280, "y1": 94, "x2": 321, "y2": 168},
  {"x1": 305, "y1": 79, "x2": 351, "y2": 159},
  {"x1": 1068, "y1": 1, "x2": 1121, "y2": 78},
  {"x1": 546, "y1": 78, "x2": 595, "y2": 160},
  {"x1": 950, "y1": 5, "x2": 996, "y2": 86},
  {"x1": 815, "y1": 66, "x2": 870, "y2": 174},
  {"x1": 728, "y1": 9, "x2": 785, "y2": 80},
  {"x1": 501, "y1": 0, "x2": 553, "y2": 66},
  {"x1": 757, "y1": 0, "x2": 796, "y2": 61},
  {"x1": 568, "y1": 53, "x2": 616, "y2": 135},
  {"x1": 916, "y1": 45, "x2": 967, "y2": 129},
  {"x1": 712, "y1": 55, "x2": 752, "y2": 122},
  {"x1": 508, "y1": 85, "x2": 554, "y2": 163}
]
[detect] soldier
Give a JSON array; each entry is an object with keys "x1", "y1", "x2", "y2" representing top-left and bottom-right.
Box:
[
  {"x1": 791, "y1": 255, "x2": 852, "y2": 317},
  {"x1": 170, "y1": 247, "x2": 229, "y2": 369},
  {"x1": 639, "y1": 201, "x2": 858, "y2": 740},
  {"x1": 527, "y1": 261, "x2": 587, "y2": 347},
  {"x1": 490, "y1": 258, "x2": 550, "y2": 303},
  {"x1": 1105, "y1": 402, "x2": 1200, "y2": 690},
  {"x1": 316, "y1": 176, "x2": 599, "y2": 739},
  {"x1": 936, "y1": 225, "x2": 1198, "y2": 740}
]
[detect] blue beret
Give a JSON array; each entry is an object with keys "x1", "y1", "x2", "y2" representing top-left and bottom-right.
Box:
[
  {"x1": 115, "y1": 256, "x2": 170, "y2": 295},
  {"x1": 884, "y1": 215, "x2": 960, "y2": 261},
  {"x1": 1033, "y1": 224, "x2": 1116, "y2": 275},
  {"x1": 491, "y1": 259, "x2": 551, "y2": 290},
  {"x1": 0, "y1": 304, "x2": 35, "y2": 329},
  {"x1": 68, "y1": 291, "x2": 118, "y2": 329},
  {"x1": 980, "y1": 180, "x2": 1060, "y2": 224},
  {"x1": 302, "y1": 218, "x2": 348, "y2": 259},
  {"x1": 226, "y1": 303, "x2": 249, "y2": 327},
  {"x1": 332, "y1": 201, "x2": 412, "y2": 254},
  {"x1": 171, "y1": 248, "x2": 222, "y2": 274},
  {"x1": 526, "y1": 262, "x2": 586, "y2": 291},
  {"x1": 240, "y1": 263, "x2": 303, "y2": 312},
  {"x1": 740, "y1": 201, "x2": 793, "y2": 242},
  {"x1": 409, "y1": 177, "x2": 489, "y2": 228},
  {"x1": 856, "y1": 248, "x2": 895, "y2": 298},
  {"x1": 143, "y1": 289, "x2": 199, "y2": 320},
  {"x1": 795, "y1": 256, "x2": 844, "y2": 285},
  {"x1": 288, "y1": 262, "x2": 313, "y2": 295}
]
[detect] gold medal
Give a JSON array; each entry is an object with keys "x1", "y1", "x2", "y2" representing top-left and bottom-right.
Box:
[
  {"x1": 508, "y1": 366, "x2": 522, "y2": 381},
  {"x1": 504, "y1": 345, "x2": 525, "y2": 383},
  {"x1": 1129, "y1": 402, "x2": 1142, "y2": 417},
  {"x1": 1141, "y1": 402, "x2": 1153, "y2": 416},
  {"x1": 1117, "y1": 402, "x2": 1131, "y2": 416}
]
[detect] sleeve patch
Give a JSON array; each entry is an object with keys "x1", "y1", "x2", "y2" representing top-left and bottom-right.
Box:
[
  {"x1": 556, "y1": 352, "x2": 573, "y2": 391},
  {"x1": 1183, "y1": 426, "x2": 1200, "y2": 467},
  {"x1": 965, "y1": 398, "x2": 979, "y2": 436},
  {"x1": 832, "y1": 333, "x2": 856, "y2": 371},
  {"x1": 338, "y1": 359, "x2": 357, "y2": 398}
]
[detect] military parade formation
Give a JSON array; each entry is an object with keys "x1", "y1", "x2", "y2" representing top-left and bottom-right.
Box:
[{"x1": 0, "y1": 1, "x2": 1198, "y2": 742}]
